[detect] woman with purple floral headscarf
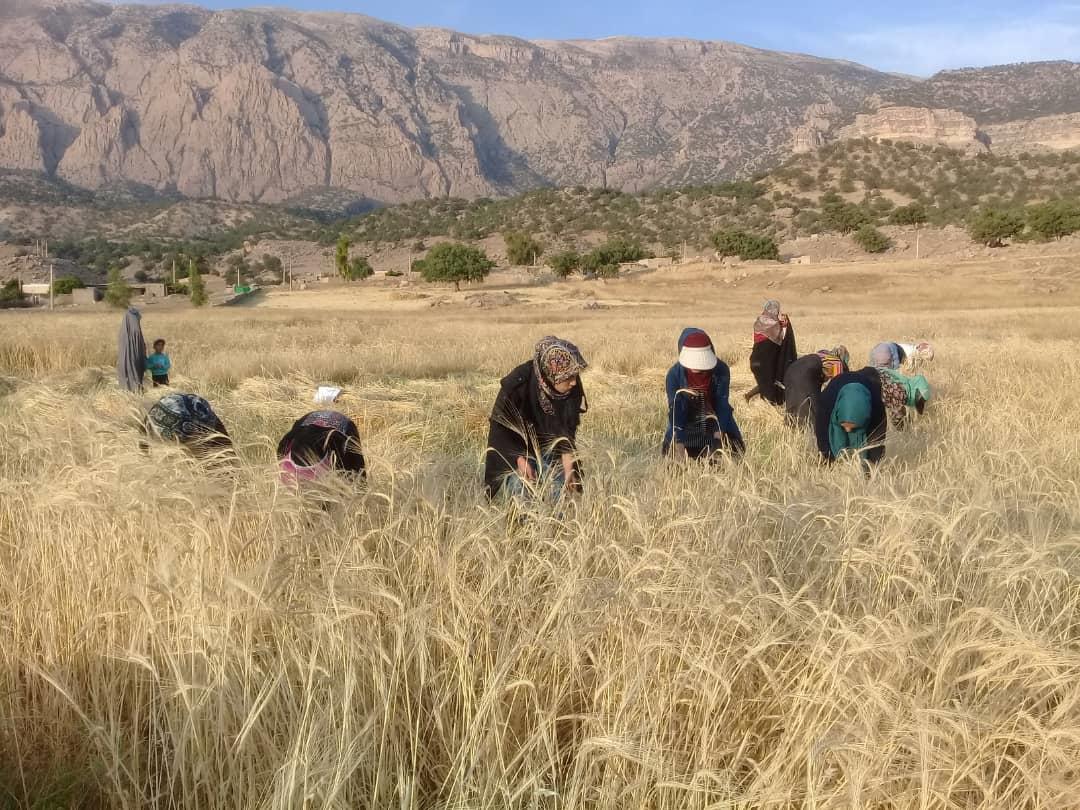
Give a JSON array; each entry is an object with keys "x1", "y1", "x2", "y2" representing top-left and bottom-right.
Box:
[{"x1": 484, "y1": 336, "x2": 588, "y2": 501}]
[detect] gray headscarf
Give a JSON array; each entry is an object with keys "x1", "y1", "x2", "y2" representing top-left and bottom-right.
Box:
[
  {"x1": 118, "y1": 307, "x2": 147, "y2": 392},
  {"x1": 869, "y1": 342, "x2": 901, "y2": 370}
]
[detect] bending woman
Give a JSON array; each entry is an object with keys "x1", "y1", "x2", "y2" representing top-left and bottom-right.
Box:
[
  {"x1": 870, "y1": 343, "x2": 932, "y2": 429},
  {"x1": 144, "y1": 392, "x2": 232, "y2": 457},
  {"x1": 873, "y1": 340, "x2": 935, "y2": 373},
  {"x1": 747, "y1": 299, "x2": 797, "y2": 405},
  {"x1": 662, "y1": 328, "x2": 744, "y2": 460},
  {"x1": 277, "y1": 410, "x2": 366, "y2": 483},
  {"x1": 783, "y1": 345, "x2": 849, "y2": 426},
  {"x1": 815, "y1": 369, "x2": 887, "y2": 468},
  {"x1": 484, "y1": 336, "x2": 588, "y2": 501}
]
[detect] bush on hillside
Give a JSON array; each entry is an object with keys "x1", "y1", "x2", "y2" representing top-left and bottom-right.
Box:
[
  {"x1": 821, "y1": 197, "x2": 870, "y2": 234},
  {"x1": 890, "y1": 202, "x2": 929, "y2": 226},
  {"x1": 580, "y1": 238, "x2": 648, "y2": 276},
  {"x1": 504, "y1": 231, "x2": 543, "y2": 265},
  {"x1": 1026, "y1": 200, "x2": 1080, "y2": 241},
  {"x1": 853, "y1": 224, "x2": 892, "y2": 254},
  {"x1": 968, "y1": 207, "x2": 1024, "y2": 247},
  {"x1": 711, "y1": 229, "x2": 780, "y2": 261},
  {"x1": 548, "y1": 250, "x2": 581, "y2": 278}
]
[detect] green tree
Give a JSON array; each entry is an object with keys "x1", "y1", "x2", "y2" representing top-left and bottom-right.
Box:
[
  {"x1": 261, "y1": 254, "x2": 284, "y2": 277},
  {"x1": 52, "y1": 276, "x2": 85, "y2": 295},
  {"x1": 968, "y1": 207, "x2": 1024, "y2": 246},
  {"x1": 853, "y1": 224, "x2": 892, "y2": 254},
  {"x1": 580, "y1": 238, "x2": 648, "y2": 276},
  {"x1": 347, "y1": 256, "x2": 374, "y2": 280},
  {"x1": 335, "y1": 235, "x2": 351, "y2": 280},
  {"x1": 890, "y1": 202, "x2": 929, "y2": 226},
  {"x1": 419, "y1": 243, "x2": 495, "y2": 291},
  {"x1": 0, "y1": 279, "x2": 24, "y2": 304},
  {"x1": 105, "y1": 266, "x2": 132, "y2": 309},
  {"x1": 504, "y1": 231, "x2": 543, "y2": 265},
  {"x1": 711, "y1": 230, "x2": 780, "y2": 261},
  {"x1": 821, "y1": 198, "x2": 870, "y2": 234},
  {"x1": 548, "y1": 250, "x2": 581, "y2": 277},
  {"x1": 1026, "y1": 200, "x2": 1080, "y2": 240},
  {"x1": 189, "y1": 259, "x2": 208, "y2": 307}
]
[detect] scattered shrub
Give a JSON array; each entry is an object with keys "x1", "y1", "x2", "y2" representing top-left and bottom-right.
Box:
[
  {"x1": 968, "y1": 207, "x2": 1024, "y2": 246},
  {"x1": 711, "y1": 229, "x2": 780, "y2": 261},
  {"x1": 548, "y1": 250, "x2": 581, "y2": 278},
  {"x1": 853, "y1": 225, "x2": 892, "y2": 254},
  {"x1": 504, "y1": 231, "x2": 543, "y2": 265},
  {"x1": 52, "y1": 276, "x2": 85, "y2": 296}
]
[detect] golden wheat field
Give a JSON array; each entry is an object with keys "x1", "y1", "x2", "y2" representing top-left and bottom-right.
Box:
[{"x1": 2, "y1": 256, "x2": 1080, "y2": 809}]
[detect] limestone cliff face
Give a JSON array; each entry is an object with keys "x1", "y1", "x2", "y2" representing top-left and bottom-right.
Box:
[
  {"x1": 1, "y1": 1, "x2": 1080, "y2": 203},
  {"x1": 985, "y1": 114, "x2": 1080, "y2": 153},
  {"x1": 837, "y1": 107, "x2": 986, "y2": 151},
  {"x1": 0, "y1": 0, "x2": 896, "y2": 201}
]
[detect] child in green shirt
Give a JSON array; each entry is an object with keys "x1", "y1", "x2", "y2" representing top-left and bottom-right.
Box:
[{"x1": 147, "y1": 338, "x2": 172, "y2": 387}]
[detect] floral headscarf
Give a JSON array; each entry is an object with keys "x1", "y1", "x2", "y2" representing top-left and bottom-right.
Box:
[
  {"x1": 533, "y1": 336, "x2": 587, "y2": 415},
  {"x1": 753, "y1": 300, "x2": 784, "y2": 344}
]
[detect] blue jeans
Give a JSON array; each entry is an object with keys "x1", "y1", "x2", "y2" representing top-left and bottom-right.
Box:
[{"x1": 501, "y1": 455, "x2": 567, "y2": 505}]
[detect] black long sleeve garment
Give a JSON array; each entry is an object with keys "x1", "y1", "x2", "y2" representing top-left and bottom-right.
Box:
[
  {"x1": 814, "y1": 367, "x2": 887, "y2": 464},
  {"x1": 483, "y1": 361, "x2": 585, "y2": 497},
  {"x1": 750, "y1": 326, "x2": 797, "y2": 406},
  {"x1": 783, "y1": 354, "x2": 826, "y2": 426}
]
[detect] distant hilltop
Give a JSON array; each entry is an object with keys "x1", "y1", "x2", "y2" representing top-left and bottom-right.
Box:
[{"x1": 2, "y1": 1, "x2": 1080, "y2": 204}]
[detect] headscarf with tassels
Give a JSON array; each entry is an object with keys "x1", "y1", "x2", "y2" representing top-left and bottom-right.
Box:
[{"x1": 532, "y1": 336, "x2": 588, "y2": 416}]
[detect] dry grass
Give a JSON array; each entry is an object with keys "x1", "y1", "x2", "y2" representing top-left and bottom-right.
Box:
[{"x1": 2, "y1": 262, "x2": 1080, "y2": 809}]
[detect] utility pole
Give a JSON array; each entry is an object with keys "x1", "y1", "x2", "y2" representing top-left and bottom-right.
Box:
[
  {"x1": 915, "y1": 227, "x2": 921, "y2": 261},
  {"x1": 45, "y1": 240, "x2": 53, "y2": 311},
  {"x1": 172, "y1": 259, "x2": 176, "y2": 286}
]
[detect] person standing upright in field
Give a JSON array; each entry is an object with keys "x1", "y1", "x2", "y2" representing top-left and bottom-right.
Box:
[
  {"x1": 662, "y1": 328, "x2": 744, "y2": 461},
  {"x1": 117, "y1": 307, "x2": 147, "y2": 393},
  {"x1": 746, "y1": 299, "x2": 797, "y2": 406},
  {"x1": 146, "y1": 339, "x2": 172, "y2": 387},
  {"x1": 484, "y1": 336, "x2": 588, "y2": 502}
]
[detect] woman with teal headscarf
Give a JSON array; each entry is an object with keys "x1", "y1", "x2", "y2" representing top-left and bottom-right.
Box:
[{"x1": 815, "y1": 368, "x2": 887, "y2": 467}]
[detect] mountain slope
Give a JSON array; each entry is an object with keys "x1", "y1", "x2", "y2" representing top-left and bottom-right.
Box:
[{"x1": 2, "y1": 1, "x2": 1080, "y2": 204}]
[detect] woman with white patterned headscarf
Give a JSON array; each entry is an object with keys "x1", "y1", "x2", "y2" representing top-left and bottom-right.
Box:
[{"x1": 483, "y1": 336, "x2": 588, "y2": 501}]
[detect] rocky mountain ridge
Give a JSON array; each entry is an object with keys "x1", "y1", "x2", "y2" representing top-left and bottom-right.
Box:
[{"x1": 2, "y1": 0, "x2": 1080, "y2": 204}]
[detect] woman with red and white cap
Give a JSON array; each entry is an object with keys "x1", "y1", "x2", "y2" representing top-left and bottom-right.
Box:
[{"x1": 662, "y1": 328, "x2": 745, "y2": 460}]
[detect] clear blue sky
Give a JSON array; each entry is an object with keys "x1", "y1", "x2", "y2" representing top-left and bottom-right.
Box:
[{"x1": 212, "y1": 0, "x2": 1080, "y2": 75}]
